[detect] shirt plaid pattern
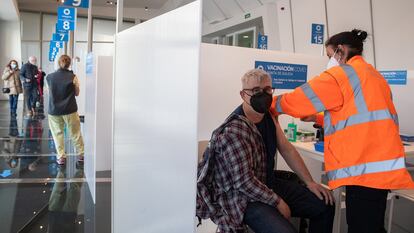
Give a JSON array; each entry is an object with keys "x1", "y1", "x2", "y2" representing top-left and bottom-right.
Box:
[{"x1": 196, "y1": 114, "x2": 279, "y2": 233}]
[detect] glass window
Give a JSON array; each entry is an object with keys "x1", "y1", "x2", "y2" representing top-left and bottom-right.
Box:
[
  {"x1": 225, "y1": 35, "x2": 234, "y2": 46},
  {"x1": 21, "y1": 42, "x2": 41, "y2": 65},
  {"x1": 93, "y1": 43, "x2": 114, "y2": 56},
  {"x1": 21, "y1": 12, "x2": 41, "y2": 41},
  {"x1": 75, "y1": 17, "x2": 88, "y2": 42},
  {"x1": 93, "y1": 19, "x2": 116, "y2": 42},
  {"x1": 42, "y1": 14, "x2": 58, "y2": 41},
  {"x1": 236, "y1": 30, "x2": 254, "y2": 48},
  {"x1": 41, "y1": 42, "x2": 67, "y2": 75}
]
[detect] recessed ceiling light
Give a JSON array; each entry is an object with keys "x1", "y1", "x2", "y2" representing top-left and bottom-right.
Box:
[{"x1": 243, "y1": 35, "x2": 249, "y2": 39}]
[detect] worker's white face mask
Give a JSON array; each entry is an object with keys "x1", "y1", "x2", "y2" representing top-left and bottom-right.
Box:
[{"x1": 326, "y1": 49, "x2": 340, "y2": 70}]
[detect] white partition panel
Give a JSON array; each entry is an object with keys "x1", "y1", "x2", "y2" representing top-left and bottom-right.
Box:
[
  {"x1": 95, "y1": 56, "x2": 113, "y2": 172},
  {"x1": 84, "y1": 55, "x2": 114, "y2": 204},
  {"x1": 84, "y1": 53, "x2": 97, "y2": 203},
  {"x1": 113, "y1": 1, "x2": 201, "y2": 233},
  {"x1": 390, "y1": 71, "x2": 414, "y2": 135}
]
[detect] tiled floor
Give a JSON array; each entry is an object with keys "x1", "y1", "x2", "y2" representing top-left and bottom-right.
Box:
[{"x1": 0, "y1": 98, "x2": 110, "y2": 233}]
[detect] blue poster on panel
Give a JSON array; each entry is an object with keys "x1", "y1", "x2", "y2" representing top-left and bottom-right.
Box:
[
  {"x1": 311, "y1": 23, "x2": 324, "y2": 44},
  {"x1": 379, "y1": 71, "x2": 407, "y2": 85},
  {"x1": 255, "y1": 61, "x2": 308, "y2": 89},
  {"x1": 57, "y1": 6, "x2": 76, "y2": 31},
  {"x1": 63, "y1": 0, "x2": 89, "y2": 8},
  {"x1": 257, "y1": 34, "x2": 268, "y2": 50}
]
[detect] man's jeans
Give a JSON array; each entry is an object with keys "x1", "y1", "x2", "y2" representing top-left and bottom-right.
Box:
[
  {"x1": 244, "y1": 178, "x2": 335, "y2": 233},
  {"x1": 25, "y1": 85, "x2": 38, "y2": 110}
]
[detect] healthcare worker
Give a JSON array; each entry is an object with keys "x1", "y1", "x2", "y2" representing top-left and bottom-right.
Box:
[{"x1": 271, "y1": 29, "x2": 414, "y2": 233}]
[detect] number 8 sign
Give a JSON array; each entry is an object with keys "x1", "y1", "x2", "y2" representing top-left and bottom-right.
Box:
[{"x1": 57, "y1": 6, "x2": 76, "y2": 31}]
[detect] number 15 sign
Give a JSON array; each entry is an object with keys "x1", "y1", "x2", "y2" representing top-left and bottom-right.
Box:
[{"x1": 57, "y1": 6, "x2": 76, "y2": 31}]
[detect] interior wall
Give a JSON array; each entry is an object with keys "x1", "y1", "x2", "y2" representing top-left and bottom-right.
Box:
[
  {"x1": 0, "y1": 20, "x2": 22, "y2": 101},
  {"x1": 326, "y1": 0, "x2": 375, "y2": 66},
  {"x1": 290, "y1": 0, "x2": 327, "y2": 56},
  {"x1": 113, "y1": 1, "x2": 201, "y2": 232},
  {"x1": 372, "y1": 0, "x2": 414, "y2": 70}
]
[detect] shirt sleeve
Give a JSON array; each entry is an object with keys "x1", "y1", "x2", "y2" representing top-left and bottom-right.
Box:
[
  {"x1": 272, "y1": 72, "x2": 344, "y2": 118},
  {"x1": 73, "y1": 75, "x2": 80, "y2": 96},
  {"x1": 2, "y1": 69, "x2": 12, "y2": 80},
  {"x1": 220, "y1": 130, "x2": 279, "y2": 207}
]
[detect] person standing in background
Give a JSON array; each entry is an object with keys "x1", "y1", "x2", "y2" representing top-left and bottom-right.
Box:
[
  {"x1": 20, "y1": 56, "x2": 39, "y2": 117},
  {"x1": 36, "y1": 67, "x2": 45, "y2": 100},
  {"x1": 47, "y1": 55, "x2": 84, "y2": 166},
  {"x1": 2, "y1": 60, "x2": 23, "y2": 117},
  {"x1": 35, "y1": 67, "x2": 46, "y2": 118}
]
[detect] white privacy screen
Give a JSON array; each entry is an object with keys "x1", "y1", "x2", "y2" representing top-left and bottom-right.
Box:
[{"x1": 113, "y1": 1, "x2": 201, "y2": 233}]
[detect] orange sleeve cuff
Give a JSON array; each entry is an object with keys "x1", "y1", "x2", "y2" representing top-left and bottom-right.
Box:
[{"x1": 315, "y1": 113, "x2": 324, "y2": 126}]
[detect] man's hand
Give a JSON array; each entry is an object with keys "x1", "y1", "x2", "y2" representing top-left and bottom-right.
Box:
[
  {"x1": 276, "y1": 198, "x2": 291, "y2": 219},
  {"x1": 300, "y1": 115, "x2": 317, "y2": 122},
  {"x1": 25, "y1": 78, "x2": 31, "y2": 83},
  {"x1": 306, "y1": 181, "x2": 335, "y2": 205}
]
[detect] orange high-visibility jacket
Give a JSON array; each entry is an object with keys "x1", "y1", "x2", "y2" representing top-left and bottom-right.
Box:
[{"x1": 272, "y1": 55, "x2": 414, "y2": 190}]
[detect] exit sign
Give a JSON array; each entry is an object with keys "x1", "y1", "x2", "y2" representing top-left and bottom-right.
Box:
[{"x1": 245, "y1": 13, "x2": 251, "y2": 19}]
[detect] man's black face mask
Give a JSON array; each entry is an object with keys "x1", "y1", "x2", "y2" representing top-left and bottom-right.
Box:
[{"x1": 250, "y1": 92, "x2": 272, "y2": 114}]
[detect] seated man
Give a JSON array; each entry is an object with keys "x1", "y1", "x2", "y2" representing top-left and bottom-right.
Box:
[{"x1": 197, "y1": 69, "x2": 335, "y2": 233}]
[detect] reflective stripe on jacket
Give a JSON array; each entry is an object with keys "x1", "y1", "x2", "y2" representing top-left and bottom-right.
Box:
[{"x1": 271, "y1": 55, "x2": 414, "y2": 190}]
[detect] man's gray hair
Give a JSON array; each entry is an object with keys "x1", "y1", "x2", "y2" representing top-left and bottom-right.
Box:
[
  {"x1": 29, "y1": 56, "x2": 37, "y2": 64},
  {"x1": 241, "y1": 69, "x2": 271, "y2": 87}
]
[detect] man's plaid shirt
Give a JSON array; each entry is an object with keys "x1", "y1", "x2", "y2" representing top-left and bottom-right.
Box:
[{"x1": 197, "y1": 114, "x2": 279, "y2": 233}]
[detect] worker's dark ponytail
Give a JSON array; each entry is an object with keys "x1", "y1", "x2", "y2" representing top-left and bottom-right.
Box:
[{"x1": 325, "y1": 29, "x2": 368, "y2": 60}]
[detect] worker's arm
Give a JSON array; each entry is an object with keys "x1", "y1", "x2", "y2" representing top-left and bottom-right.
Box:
[
  {"x1": 273, "y1": 117, "x2": 334, "y2": 205},
  {"x1": 272, "y1": 72, "x2": 343, "y2": 117},
  {"x1": 301, "y1": 113, "x2": 324, "y2": 126}
]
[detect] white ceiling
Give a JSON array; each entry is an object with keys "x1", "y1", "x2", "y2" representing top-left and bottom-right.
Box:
[
  {"x1": 15, "y1": 0, "x2": 279, "y2": 24},
  {"x1": 202, "y1": 0, "x2": 277, "y2": 24}
]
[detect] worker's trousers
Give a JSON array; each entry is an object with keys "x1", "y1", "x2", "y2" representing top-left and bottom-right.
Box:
[{"x1": 346, "y1": 185, "x2": 388, "y2": 233}]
